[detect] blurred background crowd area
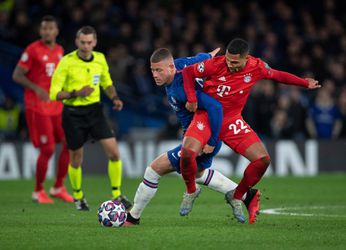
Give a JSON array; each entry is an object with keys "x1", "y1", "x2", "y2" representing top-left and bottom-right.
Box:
[{"x1": 0, "y1": 0, "x2": 346, "y2": 141}]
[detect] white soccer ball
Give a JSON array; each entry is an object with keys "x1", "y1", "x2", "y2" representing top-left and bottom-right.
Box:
[{"x1": 97, "y1": 200, "x2": 127, "y2": 227}]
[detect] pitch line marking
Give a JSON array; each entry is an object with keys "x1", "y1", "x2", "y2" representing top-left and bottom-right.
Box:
[{"x1": 261, "y1": 205, "x2": 346, "y2": 218}]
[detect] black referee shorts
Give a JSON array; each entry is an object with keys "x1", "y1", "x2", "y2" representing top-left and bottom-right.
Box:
[{"x1": 62, "y1": 103, "x2": 114, "y2": 150}]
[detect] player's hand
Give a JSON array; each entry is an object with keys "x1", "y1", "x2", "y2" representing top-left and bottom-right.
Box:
[
  {"x1": 306, "y1": 78, "x2": 321, "y2": 89},
  {"x1": 209, "y1": 48, "x2": 221, "y2": 58},
  {"x1": 202, "y1": 144, "x2": 215, "y2": 154},
  {"x1": 76, "y1": 86, "x2": 94, "y2": 97},
  {"x1": 35, "y1": 87, "x2": 50, "y2": 102},
  {"x1": 112, "y1": 99, "x2": 123, "y2": 111},
  {"x1": 185, "y1": 102, "x2": 197, "y2": 112}
]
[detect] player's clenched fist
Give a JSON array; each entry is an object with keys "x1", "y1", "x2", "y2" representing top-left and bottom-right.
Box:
[{"x1": 185, "y1": 101, "x2": 197, "y2": 112}]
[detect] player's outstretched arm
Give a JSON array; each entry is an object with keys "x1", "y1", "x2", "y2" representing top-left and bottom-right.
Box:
[{"x1": 305, "y1": 78, "x2": 321, "y2": 89}]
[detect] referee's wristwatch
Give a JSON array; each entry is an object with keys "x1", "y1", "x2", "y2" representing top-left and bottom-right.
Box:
[{"x1": 70, "y1": 90, "x2": 77, "y2": 98}]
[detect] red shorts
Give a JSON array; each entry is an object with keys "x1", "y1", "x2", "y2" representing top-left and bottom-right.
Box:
[
  {"x1": 184, "y1": 110, "x2": 211, "y2": 147},
  {"x1": 25, "y1": 109, "x2": 65, "y2": 148},
  {"x1": 219, "y1": 115, "x2": 260, "y2": 156}
]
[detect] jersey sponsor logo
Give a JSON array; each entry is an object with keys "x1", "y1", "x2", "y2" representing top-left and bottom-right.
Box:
[
  {"x1": 218, "y1": 76, "x2": 226, "y2": 82},
  {"x1": 243, "y1": 73, "x2": 252, "y2": 83},
  {"x1": 93, "y1": 75, "x2": 101, "y2": 85},
  {"x1": 216, "y1": 85, "x2": 231, "y2": 97},
  {"x1": 45, "y1": 63, "x2": 55, "y2": 77},
  {"x1": 20, "y1": 52, "x2": 28, "y2": 62},
  {"x1": 197, "y1": 62, "x2": 204, "y2": 73},
  {"x1": 197, "y1": 121, "x2": 205, "y2": 130}
]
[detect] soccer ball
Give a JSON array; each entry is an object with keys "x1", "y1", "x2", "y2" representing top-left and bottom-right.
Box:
[{"x1": 97, "y1": 200, "x2": 127, "y2": 227}]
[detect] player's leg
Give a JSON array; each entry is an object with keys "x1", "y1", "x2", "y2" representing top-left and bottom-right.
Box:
[
  {"x1": 99, "y1": 137, "x2": 132, "y2": 209},
  {"x1": 179, "y1": 111, "x2": 211, "y2": 215},
  {"x1": 181, "y1": 111, "x2": 211, "y2": 194},
  {"x1": 26, "y1": 110, "x2": 55, "y2": 204},
  {"x1": 62, "y1": 106, "x2": 89, "y2": 210},
  {"x1": 233, "y1": 141, "x2": 270, "y2": 200},
  {"x1": 222, "y1": 117, "x2": 268, "y2": 223},
  {"x1": 126, "y1": 152, "x2": 175, "y2": 226},
  {"x1": 49, "y1": 114, "x2": 73, "y2": 203}
]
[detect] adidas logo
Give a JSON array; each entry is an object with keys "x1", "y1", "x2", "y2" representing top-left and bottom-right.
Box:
[{"x1": 218, "y1": 76, "x2": 226, "y2": 81}]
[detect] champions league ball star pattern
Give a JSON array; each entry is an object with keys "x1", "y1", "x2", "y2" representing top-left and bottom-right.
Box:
[{"x1": 97, "y1": 200, "x2": 127, "y2": 228}]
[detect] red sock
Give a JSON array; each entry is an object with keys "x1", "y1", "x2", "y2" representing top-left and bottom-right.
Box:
[
  {"x1": 54, "y1": 143, "x2": 69, "y2": 188},
  {"x1": 35, "y1": 144, "x2": 55, "y2": 192},
  {"x1": 233, "y1": 156, "x2": 270, "y2": 200},
  {"x1": 180, "y1": 147, "x2": 198, "y2": 193}
]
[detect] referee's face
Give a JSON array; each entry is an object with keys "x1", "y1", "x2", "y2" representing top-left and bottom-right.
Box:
[{"x1": 76, "y1": 33, "x2": 97, "y2": 59}]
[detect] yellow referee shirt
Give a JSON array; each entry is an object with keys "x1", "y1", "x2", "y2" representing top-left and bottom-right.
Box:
[{"x1": 50, "y1": 50, "x2": 113, "y2": 106}]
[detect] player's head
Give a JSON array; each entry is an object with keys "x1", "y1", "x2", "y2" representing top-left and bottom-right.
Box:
[
  {"x1": 75, "y1": 26, "x2": 97, "y2": 58},
  {"x1": 39, "y1": 15, "x2": 59, "y2": 44},
  {"x1": 225, "y1": 38, "x2": 249, "y2": 72},
  {"x1": 150, "y1": 48, "x2": 175, "y2": 86}
]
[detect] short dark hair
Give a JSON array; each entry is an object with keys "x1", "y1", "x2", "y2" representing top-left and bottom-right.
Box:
[
  {"x1": 226, "y1": 38, "x2": 249, "y2": 57},
  {"x1": 41, "y1": 15, "x2": 57, "y2": 23},
  {"x1": 76, "y1": 26, "x2": 97, "y2": 39},
  {"x1": 150, "y1": 48, "x2": 172, "y2": 63}
]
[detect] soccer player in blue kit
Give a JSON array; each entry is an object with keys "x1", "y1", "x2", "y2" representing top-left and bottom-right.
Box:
[{"x1": 125, "y1": 48, "x2": 260, "y2": 225}]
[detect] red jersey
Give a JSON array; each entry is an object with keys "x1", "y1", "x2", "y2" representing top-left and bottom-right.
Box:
[
  {"x1": 183, "y1": 55, "x2": 309, "y2": 119},
  {"x1": 17, "y1": 40, "x2": 64, "y2": 115}
]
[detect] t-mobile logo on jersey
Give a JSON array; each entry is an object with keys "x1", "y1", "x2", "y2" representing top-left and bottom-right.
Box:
[
  {"x1": 217, "y1": 85, "x2": 231, "y2": 97},
  {"x1": 45, "y1": 63, "x2": 55, "y2": 77}
]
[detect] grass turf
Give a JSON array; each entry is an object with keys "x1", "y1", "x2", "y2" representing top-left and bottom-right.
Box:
[{"x1": 0, "y1": 174, "x2": 346, "y2": 250}]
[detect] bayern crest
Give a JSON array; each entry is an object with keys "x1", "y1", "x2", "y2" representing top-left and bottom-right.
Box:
[{"x1": 243, "y1": 73, "x2": 252, "y2": 83}]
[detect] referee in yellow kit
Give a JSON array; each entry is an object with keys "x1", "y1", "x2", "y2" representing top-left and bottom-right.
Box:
[{"x1": 50, "y1": 26, "x2": 132, "y2": 211}]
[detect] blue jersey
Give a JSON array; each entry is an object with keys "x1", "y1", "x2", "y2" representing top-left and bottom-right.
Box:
[{"x1": 165, "y1": 53, "x2": 222, "y2": 146}]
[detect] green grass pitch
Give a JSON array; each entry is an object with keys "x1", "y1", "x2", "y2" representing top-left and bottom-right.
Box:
[{"x1": 1, "y1": 174, "x2": 346, "y2": 250}]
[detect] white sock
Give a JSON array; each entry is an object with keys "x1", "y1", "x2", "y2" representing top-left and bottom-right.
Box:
[
  {"x1": 196, "y1": 169, "x2": 247, "y2": 200},
  {"x1": 130, "y1": 166, "x2": 160, "y2": 219}
]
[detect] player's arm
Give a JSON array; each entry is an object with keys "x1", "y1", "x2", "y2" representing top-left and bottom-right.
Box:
[
  {"x1": 12, "y1": 65, "x2": 50, "y2": 102},
  {"x1": 50, "y1": 59, "x2": 94, "y2": 101},
  {"x1": 197, "y1": 91, "x2": 223, "y2": 153},
  {"x1": 190, "y1": 48, "x2": 220, "y2": 64},
  {"x1": 103, "y1": 85, "x2": 123, "y2": 111},
  {"x1": 182, "y1": 60, "x2": 214, "y2": 112},
  {"x1": 261, "y1": 61, "x2": 320, "y2": 89},
  {"x1": 100, "y1": 54, "x2": 123, "y2": 111}
]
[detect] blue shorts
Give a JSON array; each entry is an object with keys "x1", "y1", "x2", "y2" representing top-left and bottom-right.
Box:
[{"x1": 167, "y1": 141, "x2": 222, "y2": 174}]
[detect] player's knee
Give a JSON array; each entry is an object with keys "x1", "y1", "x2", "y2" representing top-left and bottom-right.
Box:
[
  {"x1": 261, "y1": 155, "x2": 271, "y2": 167},
  {"x1": 40, "y1": 144, "x2": 55, "y2": 158},
  {"x1": 108, "y1": 151, "x2": 120, "y2": 161},
  {"x1": 180, "y1": 147, "x2": 196, "y2": 163}
]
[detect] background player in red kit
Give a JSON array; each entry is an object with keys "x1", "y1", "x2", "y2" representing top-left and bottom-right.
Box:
[
  {"x1": 12, "y1": 16, "x2": 73, "y2": 204},
  {"x1": 183, "y1": 38, "x2": 321, "y2": 223}
]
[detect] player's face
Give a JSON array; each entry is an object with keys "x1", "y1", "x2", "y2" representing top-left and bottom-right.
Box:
[
  {"x1": 40, "y1": 21, "x2": 58, "y2": 44},
  {"x1": 75, "y1": 33, "x2": 97, "y2": 58},
  {"x1": 225, "y1": 52, "x2": 248, "y2": 72},
  {"x1": 150, "y1": 59, "x2": 175, "y2": 86}
]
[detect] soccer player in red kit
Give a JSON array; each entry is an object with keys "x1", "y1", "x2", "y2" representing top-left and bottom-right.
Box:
[
  {"x1": 12, "y1": 16, "x2": 73, "y2": 204},
  {"x1": 183, "y1": 38, "x2": 321, "y2": 223}
]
